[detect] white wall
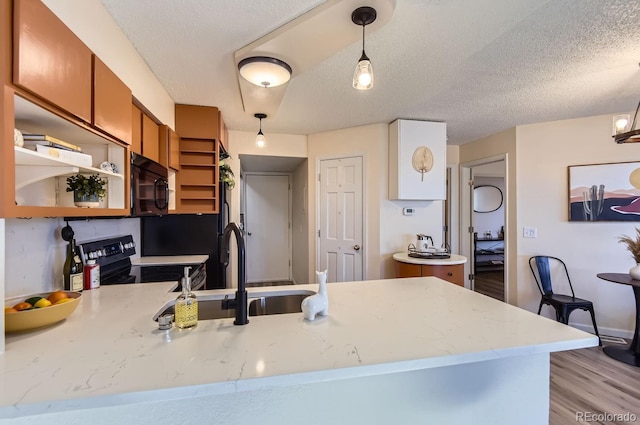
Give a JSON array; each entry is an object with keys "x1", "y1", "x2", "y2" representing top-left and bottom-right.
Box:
[
  {"x1": 516, "y1": 113, "x2": 640, "y2": 337},
  {"x1": 292, "y1": 160, "x2": 309, "y2": 284},
  {"x1": 227, "y1": 130, "x2": 308, "y2": 287},
  {"x1": 308, "y1": 123, "x2": 446, "y2": 282},
  {"x1": 4, "y1": 218, "x2": 140, "y2": 298}
]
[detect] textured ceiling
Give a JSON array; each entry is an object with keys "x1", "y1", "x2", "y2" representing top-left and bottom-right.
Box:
[{"x1": 100, "y1": 0, "x2": 640, "y2": 145}]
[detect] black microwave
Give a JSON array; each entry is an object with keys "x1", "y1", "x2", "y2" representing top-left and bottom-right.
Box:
[{"x1": 130, "y1": 152, "x2": 169, "y2": 216}]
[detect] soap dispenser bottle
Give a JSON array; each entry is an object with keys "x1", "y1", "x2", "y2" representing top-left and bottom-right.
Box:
[{"x1": 174, "y1": 266, "x2": 198, "y2": 329}]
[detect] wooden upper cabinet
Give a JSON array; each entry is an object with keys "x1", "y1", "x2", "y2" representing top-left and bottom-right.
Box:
[
  {"x1": 158, "y1": 126, "x2": 181, "y2": 171},
  {"x1": 131, "y1": 104, "x2": 142, "y2": 154},
  {"x1": 13, "y1": 0, "x2": 92, "y2": 123},
  {"x1": 174, "y1": 104, "x2": 219, "y2": 214},
  {"x1": 142, "y1": 113, "x2": 160, "y2": 163},
  {"x1": 93, "y1": 56, "x2": 131, "y2": 144},
  {"x1": 168, "y1": 128, "x2": 180, "y2": 170},
  {"x1": 218, "y1": 110, "x2": 228, "y2": 152},
  {"x1": 1, "y1": 0, "x2": 11, "y2": 86},
  {"x1": 175, "y1": 104, "x2": 220, "y2": 140}
]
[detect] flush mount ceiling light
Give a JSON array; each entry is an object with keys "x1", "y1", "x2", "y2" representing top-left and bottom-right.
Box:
[
  {"x1": 351, "y1": 6, "x2": 377, "y2": 90},
  {"x1": 255, "y1": 113, "x2": 267, "y2": 148},
  {"x1": 238, "y1": 56, "x2": 292, "y2": 88}
]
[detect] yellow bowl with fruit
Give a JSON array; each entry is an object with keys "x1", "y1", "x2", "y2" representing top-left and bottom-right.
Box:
[{"x1": 4, "y1": 291, "x2": 81, "y2": 333}]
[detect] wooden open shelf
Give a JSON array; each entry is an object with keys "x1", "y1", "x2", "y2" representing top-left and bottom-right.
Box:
[
  {"x1": 14, "y1": 146, "x2": 123, "y2": 190},
  {"x1": 178, "y1": 136, "x2": 219, "y2": 214}
]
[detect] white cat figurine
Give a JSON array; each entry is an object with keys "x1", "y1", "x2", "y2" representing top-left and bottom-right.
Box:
[{"x1": 301, "y1": 269, "x2": 329, "y2": 321}]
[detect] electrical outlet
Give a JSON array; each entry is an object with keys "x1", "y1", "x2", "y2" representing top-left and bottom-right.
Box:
[
  {"x1": 523, "y1": 226, "x2": 537, "y2": 238},
  {"x1": 402, "y1": 207, "x2": 415, "y2": 216}
]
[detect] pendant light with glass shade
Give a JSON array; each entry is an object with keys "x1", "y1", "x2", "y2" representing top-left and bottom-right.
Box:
[
  {"x1": 351, "y1": 6, "x2": 377, "y2": 90},
  {"x1": 254, "y1": 113, "x2": 267, "y2": 148}
]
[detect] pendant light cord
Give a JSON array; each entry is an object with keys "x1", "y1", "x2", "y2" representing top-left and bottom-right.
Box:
[{"x1": 362, "y1": 23, "x2": 365, "y2": 54}]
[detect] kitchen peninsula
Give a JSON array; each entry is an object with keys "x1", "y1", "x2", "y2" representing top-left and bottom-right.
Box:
[{"x1": 1, "y1": 277, "x2": 597, "y2": 424}]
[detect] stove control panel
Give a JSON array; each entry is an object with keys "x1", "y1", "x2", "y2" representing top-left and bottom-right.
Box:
[{"x1": 78, "y1": 235, "x2": 136, "y2": 267}]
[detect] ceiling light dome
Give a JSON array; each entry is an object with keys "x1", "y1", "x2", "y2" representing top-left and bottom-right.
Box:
[{"x1": 238, "y1": 56, "x2": 292, "y2": 88}]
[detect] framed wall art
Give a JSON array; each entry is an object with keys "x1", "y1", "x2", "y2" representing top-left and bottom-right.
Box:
[{"x1": 568, "y1": 161, "x2": 640, "y2": 221}]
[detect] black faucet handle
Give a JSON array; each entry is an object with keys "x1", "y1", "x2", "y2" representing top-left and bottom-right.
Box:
[{"x1": 221, "y1": 294, "x2": 235, "y2": 310}]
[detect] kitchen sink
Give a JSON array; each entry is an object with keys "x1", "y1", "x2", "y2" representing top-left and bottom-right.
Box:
[
  {"x1": 154, "y1": 290, "x2": 315, "y2": 322},
  {"x1": 248, "y1": 294, "x2": 309, "y2": 316}
]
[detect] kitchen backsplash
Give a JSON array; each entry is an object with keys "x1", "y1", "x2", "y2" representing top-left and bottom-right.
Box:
[{"x1": 4, "y1": 217, "x2": 140, "y2": 298}]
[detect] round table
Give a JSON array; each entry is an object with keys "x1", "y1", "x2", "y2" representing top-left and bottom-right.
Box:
[{"x1": 596, "y1": 273, "x2": 640, "y2": 367}]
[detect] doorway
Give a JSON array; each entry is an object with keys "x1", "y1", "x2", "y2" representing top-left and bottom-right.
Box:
[
  {"x1": 244, "y1": 173, "x2": 291, "y2": 283},
  {"x1": 460, "y1": 157, "x2": 507, "y2": 302},
  {"x1": 317, "y1": 156, "x2": 364, "y2": 283}
]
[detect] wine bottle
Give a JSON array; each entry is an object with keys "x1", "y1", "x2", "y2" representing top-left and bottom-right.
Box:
[{"x1": 63, "y1": 238, "x2": 83, "y2": 292}]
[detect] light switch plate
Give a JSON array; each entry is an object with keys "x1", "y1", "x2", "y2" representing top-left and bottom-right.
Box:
[{"x1": 523, "y1": 226, "x2": 537, "y2": 238}]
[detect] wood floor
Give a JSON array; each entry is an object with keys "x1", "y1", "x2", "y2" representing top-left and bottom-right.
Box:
[
  {"x1": 550, "y1": 343, "x2": 640, "y2": 424},
  {"x1": 473, "y1": 270, "x2": 505, "y2": 301}
]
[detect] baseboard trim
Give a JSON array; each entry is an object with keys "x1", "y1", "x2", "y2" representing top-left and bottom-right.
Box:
[{"x1": 569, "y1": 322, "x2": 634, "y2": 340}]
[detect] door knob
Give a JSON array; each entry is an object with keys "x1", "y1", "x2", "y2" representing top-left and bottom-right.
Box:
[{"x1": 353, "y1": 244, "x2": 360, "y2": 251}]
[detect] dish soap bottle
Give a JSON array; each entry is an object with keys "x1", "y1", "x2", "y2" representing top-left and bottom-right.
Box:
[{"x1": 174, "y1": 266, "x2": 198, "y2": 329}]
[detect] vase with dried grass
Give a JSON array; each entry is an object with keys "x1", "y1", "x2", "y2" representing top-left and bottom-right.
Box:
[{"x1": 618, "y1": 228, "x2": 640, "y2": 280}]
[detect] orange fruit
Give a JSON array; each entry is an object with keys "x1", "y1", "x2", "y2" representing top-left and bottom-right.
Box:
[
  {"x1": 54, "y1": 298, "x2": 73, "y2": 305},
  {"x1": 4, "y1": 307, "x2": 17, "y2": 313},
  {"x1": 47, "y1": 291, "x2": 68, "y2": 304},
  {"x1": 13, "y1": 302, "x2": 32, "y2": 311}
]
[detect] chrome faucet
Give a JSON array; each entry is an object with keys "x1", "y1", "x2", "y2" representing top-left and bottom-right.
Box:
[{"x1": 220, "y1": 222, "x2": 249, "y2": 325}]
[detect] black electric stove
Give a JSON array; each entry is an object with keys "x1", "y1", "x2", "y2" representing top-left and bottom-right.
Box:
[{"x1": 78, "y1": 235, "x2": 206, "y2": 291}]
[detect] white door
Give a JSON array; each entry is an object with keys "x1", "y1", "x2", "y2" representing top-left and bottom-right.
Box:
[
  {"x1": 245, "y1": 174, "x2": 290, "y2": 283},
  {"x1": 319, "y1": 157, "x2": 363, "y2": 283}
]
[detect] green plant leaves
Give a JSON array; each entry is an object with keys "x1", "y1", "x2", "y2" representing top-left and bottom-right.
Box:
[{"x1": 66, "y1": 174, "x2": 107, "y2": 199}]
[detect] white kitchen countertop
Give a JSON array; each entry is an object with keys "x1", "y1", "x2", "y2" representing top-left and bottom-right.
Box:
[
  {"x1": 131, "y1": 255, "x2": 209, "y2": 266},
  {"x1": 0, "y1": 277, "x2": 596, "y2": 419},
  {"x1": 393, "y1": 252, "x2": 467, "y2": 265}
]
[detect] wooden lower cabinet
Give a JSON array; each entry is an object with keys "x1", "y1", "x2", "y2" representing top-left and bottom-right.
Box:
[
  {"x1": 394, "y1": 261, "x2": 464, "y2": 287},
  {"x1": 422, "y1": 264, "x2": 464, "y2": 286}
]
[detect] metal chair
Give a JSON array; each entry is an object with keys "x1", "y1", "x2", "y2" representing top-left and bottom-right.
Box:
[{"x1": 528, "y1": 255, "x2": 601, "y2": 345}]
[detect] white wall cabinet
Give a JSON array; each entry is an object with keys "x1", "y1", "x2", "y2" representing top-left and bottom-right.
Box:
[{"x1": 388, "y1": 119, "x2": 446, "y2": 200}]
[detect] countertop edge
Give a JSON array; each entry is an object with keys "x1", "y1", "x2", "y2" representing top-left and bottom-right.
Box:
[
  {"x1": 1, "y1": 277, "x2": 597, "y2": 417},
  {"x1": 0, "y1": 334, "x2": 597, "y2": 419},
  {"x1": 131, "y1": 255, "x2": 209, "y2": 266},
  {"x1": 392, "y1": 252, "x2": 467, "y2": 265}
]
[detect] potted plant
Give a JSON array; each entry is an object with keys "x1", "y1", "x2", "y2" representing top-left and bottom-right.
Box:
[
  {"x1": 66, "y1": 173, "x2": 107, "y2": 208},
  {"x1": 618, "y1": 228, "x2": 640, "y2": 279},
  {"x1": 219, "y1": 152, "x2": 235, "y2": 189}
]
